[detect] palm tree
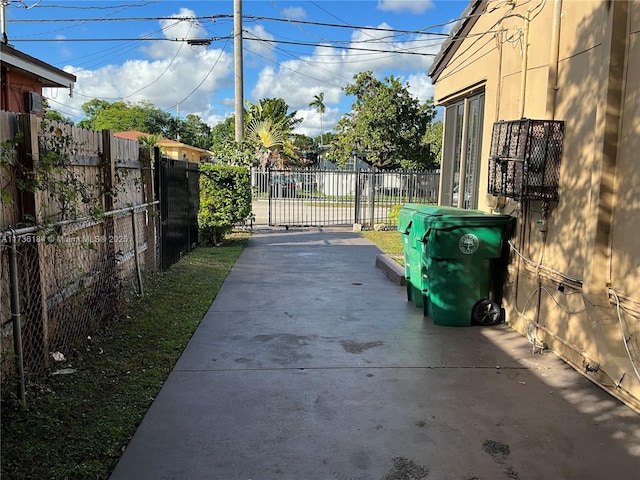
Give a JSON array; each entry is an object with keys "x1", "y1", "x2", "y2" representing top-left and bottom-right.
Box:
[
  {"x1": 245, "y1": 98, "x2": 302, "y2": 169},
  {"x1": 309, "y1": 93, "x2": 326, "y2": 146},
  {"x1": 246, "y1": 118, "x2": 285, "y2": 169},
  {"x1": 137, "y1": 133, "x2": 162, "y2": 159}
]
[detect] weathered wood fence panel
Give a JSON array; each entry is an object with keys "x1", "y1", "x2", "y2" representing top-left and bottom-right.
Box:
[{"x1": 0, "y1": 112, "x2": 159, "y2": 393}]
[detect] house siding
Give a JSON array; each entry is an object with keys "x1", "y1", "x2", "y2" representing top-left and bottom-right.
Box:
[
  {"x1": 431, "y1": 0, "x2": 640, "y2": 410},
  {"x1": 1, "y1": 68, "x2": 43, "y2": 114}
]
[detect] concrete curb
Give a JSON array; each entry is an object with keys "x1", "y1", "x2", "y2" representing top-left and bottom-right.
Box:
[{"x1": 375, "y1": 253, "x2": 406, "y2": 286}]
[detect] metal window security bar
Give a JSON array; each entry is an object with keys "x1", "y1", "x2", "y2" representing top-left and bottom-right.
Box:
[
  {"x1": 488, "y1": 119, "x2": 564, "y2": 202},
  {"x1": 0, "y1": 202, "x2": 158, "y2": 403},
  {"x1": 251, "y1": 168, "x2": 440, "y2": 228}
]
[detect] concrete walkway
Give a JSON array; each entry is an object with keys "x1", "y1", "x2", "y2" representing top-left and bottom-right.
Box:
[{"x1": 110, "y1": 228, "x2": 640, "y2": 480}]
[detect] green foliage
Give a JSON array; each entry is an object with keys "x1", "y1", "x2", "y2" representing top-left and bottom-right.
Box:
[
  {"x1": 309, "y1": 92, "x2": 326, "y2": 146},
  {"x1": 77, "y1": 100, "x2": 212, "y2": 150},
  {"x1": 0, "y1": 237, "x2": 249, "y2": 480},
  {"x1": 209, "y1": 99, "x2": 304, "y2": 167},
  {"x1": 79, "y1": 100, "x2": 171, "y2": 134},
  {"x1": 35, "y1": 121, "x2": 103, "y2": 221},
  {"x1": 2, "y1": 121, "x2": 103, "y2": 223},
  {"x1": 245, "y1": 98, "x2": 302, "y2": 168},
  {"x1": 423, "y1": 121, "x2": 443, "y2": 166},
  {"x1": 42, "y1": 98, "x2": 74, "y2": 125},
  {"x1": 198, "y1": 164, "x2": 252, "y2": 244},
  {"x1": 174, "y1": 113, "x2": 212, "y2": 150},
  {"x1": 292, "y1": 134, "x2": 317, "y2": 167},
  {"x1": 326, "y1": 71, "x2": 437, "y2": 170},
  {"x1": 208, "y1": 116, "x2": 255, "y2": 166},
  {"x1": 387, "y1": 204, "x2": 402, "y2": 225},
  {"x1": 0, "y1": 135, "x2": 19, "y2": 205}
]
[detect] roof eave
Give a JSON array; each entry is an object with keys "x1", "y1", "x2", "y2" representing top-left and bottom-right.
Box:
[
  {"x1": 428, "y1": 0, "x2": 486, "y2": 84},
  {"x1": 1, "y1": 43, "x2": 76, "y2": 89}
]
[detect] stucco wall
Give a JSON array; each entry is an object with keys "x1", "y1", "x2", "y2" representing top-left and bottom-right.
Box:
[{"x1": 432, "y1": 0, "x2": 640, "y2": 411}]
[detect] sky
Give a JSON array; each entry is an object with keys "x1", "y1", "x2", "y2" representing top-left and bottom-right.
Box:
[{"x1": 4, "y1": 0, "x2": 470, "y2": 136}]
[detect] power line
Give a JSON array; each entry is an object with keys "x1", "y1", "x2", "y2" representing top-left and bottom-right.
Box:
[
  {"x1": 245, "y1": 36, "x2": 437, "y2": 57},
  {"x1": 9, "y1": 13, "x2": 451, "y2": 37},
  {"x1": 13, "y1": 35, "x2": 232, "y2": 42},
  {"x1": 14, "y1": 1, "x2": 161, "y2": 10},
  {"x1": 10, "y1": 32, "x2": 437, "y2": 57}
]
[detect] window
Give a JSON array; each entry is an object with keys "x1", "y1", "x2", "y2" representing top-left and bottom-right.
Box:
[{"x1": 441, "y1": 92, "x2": 485, "y2": 209}]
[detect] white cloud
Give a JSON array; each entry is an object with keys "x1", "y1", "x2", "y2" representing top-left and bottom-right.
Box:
[
  {"x1": 294, "y1": 106, "x2": 341, "y2": 137},
  {"x1": 405, "y1": 73, "x2": 434, "y2": 103},
  {"x1": 377, "y1": 0, "x2": 434, "y2": 14},
  {"x1": 250, "y1": 23, "x2": 443, "y2": 129},
  {"x1": 42, "y1": 8, "x2": 236, "y2": 126},
  {"x1": 46, "y1": 45, "x2": 234, "y2": 124},
  {"x1": 244, "y1": 25, "x2": 277, "y2": 65},
  {"x1": 281, "y1": 7, "x2": 307, "y2": 20}
]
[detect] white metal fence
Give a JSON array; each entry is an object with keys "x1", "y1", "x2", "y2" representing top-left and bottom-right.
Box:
[{"x1": 251, "y1": 168, "x2": 440, "y2": 227}]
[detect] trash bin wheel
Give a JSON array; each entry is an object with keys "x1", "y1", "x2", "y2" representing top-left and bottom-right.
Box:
[{"x1": 472, "y1": 299, "x2": 503, "y2": 326}]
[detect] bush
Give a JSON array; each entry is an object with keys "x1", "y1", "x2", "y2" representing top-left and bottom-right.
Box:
[
  {"x1": 388, "y1": 204, "x2": 403, "y2": 226},
  {"x1": 198, "y1": 164, "x2": 252, "y2": 244}
]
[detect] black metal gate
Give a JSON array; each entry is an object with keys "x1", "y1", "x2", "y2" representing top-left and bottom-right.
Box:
[
  {"x1": 155, "y1": 155, "x2": 199, "y2": 269},
  {"x1": 251, "y1": 168, "x2": 439, "y2": 227}
]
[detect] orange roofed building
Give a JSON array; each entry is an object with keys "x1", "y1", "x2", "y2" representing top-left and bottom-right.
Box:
[{"x1": 114, "y1": 130, "x2": 215, "y2": 163}]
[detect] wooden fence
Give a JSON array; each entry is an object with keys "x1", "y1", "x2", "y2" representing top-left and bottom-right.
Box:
[{"x1": 1, "y1": 111, "x2": 158, "y2": 392}]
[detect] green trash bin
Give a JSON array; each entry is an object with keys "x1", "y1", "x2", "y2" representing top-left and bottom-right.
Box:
[
  {"x1": 397, "y1": 204, "x2": 423, "y2": 305},
  {"x1": 414, "y1": 206, "x2": 514, "y2": 327}
]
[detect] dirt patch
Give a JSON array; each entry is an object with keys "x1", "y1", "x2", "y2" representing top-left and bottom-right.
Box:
[
  {"x1": 483, "y1": 439, "x2": 510, "y2": 464},
  {"x1": 382, "y1": 456, "x2": 429, "y2": 480},
  {"x1": 483, "y1": 439, "x2": 519, "y2": 479},
  {"x1": 340, "y1": 340, "x2": 384, "y2": 353}
]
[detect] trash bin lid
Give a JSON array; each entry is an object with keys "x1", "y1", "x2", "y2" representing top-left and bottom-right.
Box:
[
  {"x1": 416, "y1": 205, "x2": 485, "y2": 217},
  {"x1": 397, "y1": 203, "x2": 425, "y2": 233},
  {"x1": 414, "y1": 206, "x2": 513, "y2": 232}
]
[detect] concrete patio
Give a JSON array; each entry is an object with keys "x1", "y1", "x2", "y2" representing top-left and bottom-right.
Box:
[{"x1": 110, "y1": 228, "x2": 640, "y2": 480}]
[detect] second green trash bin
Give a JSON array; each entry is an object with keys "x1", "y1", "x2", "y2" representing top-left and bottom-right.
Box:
[
  {"x1": 414, "y1": 206, "x2": 514, "y2": 327},
  {"x1": 397, "y1": 204, "x2": 424, "y2": 306}
]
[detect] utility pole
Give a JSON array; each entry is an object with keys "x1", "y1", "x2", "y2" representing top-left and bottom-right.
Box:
[
  {"x1": 234, "y1": 0, "x2": 244, "y2": 141},
  {"x1": 1, "y1": 1, "x2": 9, "y2": 44},
  {"x1": 176, "y1": 103, "x2": 180, "y2": 142}
]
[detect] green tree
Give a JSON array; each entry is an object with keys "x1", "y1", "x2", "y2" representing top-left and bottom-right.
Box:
[
  {"x1": 42, "y1": 98, "x2": 74, "y2": 125},
  {"x1": 292, "y1": 134, "x2": 317, "y2": 167},
  {"x1": 308, "y1": 92, "x2": 326, "y2": 146},
  {"x1": 78, "y1": 100, "x2": 172, "y2": 135},
  {"x1": 208, "y1": 116, "x2": 255, "y2": 166},
  {"x1": 327, "y1": 71, "x2": 436, "y2": 170},
  {"x1": 178, "y1": 114, "x2": 212, "y2": 150},
  {"x1": 207, "y1": 98, "x2": 302, "y2": 167},
  {"x1": 423, "y1": 120, "x2": 443, "y2": 168}
]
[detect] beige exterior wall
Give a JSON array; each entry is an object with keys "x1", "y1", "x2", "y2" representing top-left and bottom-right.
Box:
[
  {"x1": 159, "y1": 143, "x2": 204, "y2": 163},
  {"x1": 432, "y1": 0, "x2": 640, "y2": 411}
]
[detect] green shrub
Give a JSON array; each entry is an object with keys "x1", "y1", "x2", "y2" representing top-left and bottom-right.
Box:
[
  {"x1": 388, "y1": 204, "x2": 402, "y2": 226},
  {"x1": 198, "y1": 164, "x2": 252, "y2": 244}
]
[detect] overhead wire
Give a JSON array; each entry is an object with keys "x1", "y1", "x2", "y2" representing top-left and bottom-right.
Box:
[
  {"x1": 172, "y1": 36, "x2": 231, "y2": 110},
  {"x1": 9, "y1": 13, "x2": 455, "y2": 38},
  {"x1": 305, "y1": 0, "x2": 430, "y2": 58},
  {"x1": 8, "y1": 1, "x2": 533, "y2": 124},
  {"x1": 434, "y1": 0, "x2": 546, "y2": 82},
  {"x1": 18, "y1": 1, "x2": 161, "y2": 10}
]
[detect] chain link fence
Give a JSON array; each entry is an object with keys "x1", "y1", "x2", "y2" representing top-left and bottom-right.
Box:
[
  {"x1": 0, "y1": 112, "x2": 167, "y2": 400},
  {"x1": 1, "y1": 204, "x2": 158, "y2": 396}
]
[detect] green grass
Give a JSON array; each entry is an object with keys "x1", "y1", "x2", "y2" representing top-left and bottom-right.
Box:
[
  {"x1": 361, "y1": 229, "x2": 404, "y2": 264},
  {"x1": 1, "y1": 233, "x2": 249, "y2": 480}
]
